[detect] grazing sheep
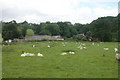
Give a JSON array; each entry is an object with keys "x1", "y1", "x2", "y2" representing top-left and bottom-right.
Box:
[
  {"x1": 48, "y1": 45, "x2": 50, "y2": 48},
  {"x1": 80, "y1": 47, "x2": 83, "y2": 50},
  {"x1": 77, "y1": 45, "x2": 82, "y2": 48},
  {"x1": 82, "y1": 44, "x2": 85, "y2": 46},
  {"x1": 63, "y1": 44, "x2": 66, "y2": 47},
  {"x1": 32, "y1": 45, "x2": 35, "y2": 47},
  {"x1": 114, "y1": 48, "x2": 118, "y2": 53},
  {"x1": 92, "y1": 43, "x2": 94, "y2": 45},
  {"x1": 26, "y1": 53, "x2": 30, "y2": 56},
  {"x1": 61, "y1": 53, "x2": 67, "y2": 55},
  {"x1": 78, "y1": 45, "x2": 83, "y2": 50},
  {"x1": 21, "y1": 54, "x2": 25, "y2": 56},
  {"x1": 83, "y1": 47, "x2": 87, "y2": 50},
  {"x1": 103, "y1": 48, "x2": 109, "y2": 51},
  {"x1": 21, "y1": 52, "x2": 35, "y2": 56},
  {"x1": 37, "y1": 53, "x2": 43, "y2": 57},
  {"x1": 115, "y1": 54, "x2": 120, "y2": 62},
  {"x1": 69, "y1": 51, "x2": 75, "y2": 54},
  {"x1": 8, "y1": 40, "x2": 12, "y2": 43},
  {"x1": 29, "y1": 53, "x2": 35, "y2": 56},
  {"x1": 5, "y1": 41, "x2": 8, "y2": 43}
]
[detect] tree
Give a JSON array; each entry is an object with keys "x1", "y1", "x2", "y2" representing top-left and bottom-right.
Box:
[
  {"x1": 18, "y1": 21, "x2": 30, "y2": 37},
  {"x1": 39, "y1": 29, "x2": 51, "y2": 35},
  {"x1": 2, "y1": 21, "x2": 21, "y2": 40},
  {"x1": 74, "y1": 23, "x2": 83, "y2": 34},
  {"x1": 57, "y1": 22, "x2": 71, "y2": 38},
  {"x1": 90, "y1": 18, "x2": 112, "y2": 42},
  {"x1": 26, "y1": 29, "x2": 34, "y2": 36},
  {"x1": 46, "y1": 23, "x2": 60, "y2": 36}
]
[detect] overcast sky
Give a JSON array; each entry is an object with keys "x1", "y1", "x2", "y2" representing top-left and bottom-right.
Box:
[{"x1": 0, "y1": 0, "x2": 119, "y2": 24}]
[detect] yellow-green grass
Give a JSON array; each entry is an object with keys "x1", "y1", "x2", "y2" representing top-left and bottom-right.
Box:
[{"x1": 2, "y1": 41, "x2": 118, "y2": 78}]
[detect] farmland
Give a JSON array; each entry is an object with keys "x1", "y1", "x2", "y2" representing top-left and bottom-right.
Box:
[{"x1": 2, "y1": 41, "x2": 118, "y2": 78}]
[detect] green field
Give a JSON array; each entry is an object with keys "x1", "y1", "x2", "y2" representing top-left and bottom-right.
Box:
[{"x1": 2, "y1": 41, "x2": 118, "y2": 78}]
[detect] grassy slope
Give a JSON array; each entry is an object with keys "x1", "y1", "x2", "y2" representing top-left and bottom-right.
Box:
[{"x1": 2, "y1": 41, "x2": 118, "y2": 78}]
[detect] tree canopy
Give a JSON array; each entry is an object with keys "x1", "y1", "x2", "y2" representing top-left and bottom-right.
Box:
[{"x1": 1, "y1": 15, "x2": 119, "y2": 42}]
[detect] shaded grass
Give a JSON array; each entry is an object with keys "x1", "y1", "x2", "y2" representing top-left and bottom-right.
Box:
[{"x1": 2, "y1": 41, "x2": 118, "y2": 78}]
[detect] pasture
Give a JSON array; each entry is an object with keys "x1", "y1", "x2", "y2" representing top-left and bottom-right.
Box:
[{"x1": 2, "y1": 41, "x2": 118, "y2": 78}]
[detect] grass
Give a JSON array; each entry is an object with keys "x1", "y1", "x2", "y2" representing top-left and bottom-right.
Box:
[
  {"x1": 0, "y1": 33, "x2": 2, "y2": 79},
  {"x1": 2, "y1": 41, "x2": 118, "y2": 78}
]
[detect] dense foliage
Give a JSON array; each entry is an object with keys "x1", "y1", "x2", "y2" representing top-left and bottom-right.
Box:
[{"x1": 2, "y1": 15, "x2": 119, "y2": 42}]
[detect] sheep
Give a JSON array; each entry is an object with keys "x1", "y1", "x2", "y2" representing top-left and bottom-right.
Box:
[
  {"x1": 8, "y1": 40, "x2": 12, "y2": 43},
  {"x1": 26, "y1": 53, "x2": 30, "y2": 56},
  {"x1": 5, "y1": 41, "x2": 8, "y2": 43},
  {"x1": 32, "y1": 45, "x2": 35, "y2": 47},
  {"x1": 61, "y1": 53, "x2": 67, "y2": 55},
  {"x1": 37, "y1": 53, "x2": 43, "y2": 57},
  {"x1": 92, "y1": 43, "x2": 94, "y2": 45},
  {"x1": 21, "y1": 52, "x2": 35, "y2": 56},
  {"x1": 69, "y1": 51, "x2": 75, "y2": 54},
  {"x1": 82, "y1": 44, "x2": 85, "y2": 46},
  {"x1": 21, "y1": 54, "x2": 25, "y2": 56},
  {"x1": 103, "y1": 48, "x2": 109, "y2": 51},
  {"x1": 114, "y1": 48, "x2": 118, "y2": 53},
  {"x1": 115, "y1": 54, "x2": 120, "y2": 62},
  {"x1": 77, "y1": 45, "x2": 82, "y2": 48},
  {"x1": 80, "y1": 47, "x2": 83, "y2": 50},
  {"x1": 29, "y1": 53, "x2": 35, "y2": 56},
  {"x1": 83, "y1": 47, "x2": 87, "y2": 50},
  {"x1": 48, "y1": 45, "x2": 50, "y2": 48},
  {"x1": 78, "y1": 45, "x2": 83, "y2": 50}
]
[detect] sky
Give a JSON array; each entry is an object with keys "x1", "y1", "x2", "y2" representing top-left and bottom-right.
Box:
[{"x1": 0, "y1": 0, "x2": 119, "y2": 24}]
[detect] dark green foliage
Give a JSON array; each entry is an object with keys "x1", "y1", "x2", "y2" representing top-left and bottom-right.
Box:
[
  {"x1": 89, "y1": 16, "x2": 117, "y2": 42},
  {"x1": 2, "y1": 21, "x2": 22, "y2": 40},
  {"x1": 46, "y1": 23, "x2": 60, "y2": 36},
  {"x1": 1, "y1": 15, "x2": 118, "y2": 42}
]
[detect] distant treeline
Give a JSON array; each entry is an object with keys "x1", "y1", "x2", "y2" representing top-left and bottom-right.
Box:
[{"x1": 1, "y1": 14, "x2": 120, "y2": 42}]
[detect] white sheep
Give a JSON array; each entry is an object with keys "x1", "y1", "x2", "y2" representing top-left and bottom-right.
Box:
[
  {"x1": 26, "y1": 53, "x2": 30, "y2": 56},
  {"x1": 80, "y1": 47, "x2": 83, "y2": 50},
  {"x1": 8, "y1": 40, "x2": 12, "y2": 43},
  {"x1": 115, "y1": 54, "x2": 120, "y2": 62},
  {"x1": 77, "y1": 45, "x2": 81, "y2": 48},
  {"x1": 29, "y1": 53, "x2": 35, "y2": 56},
  {"x1": 114, "y1": 48, "x2": 118, "y2": 53},
  {"x1": 32, "y1": 45, "x2": 35, "y2": 47},
  {"x1": 103, "y1": 48, "x2": 109, "y2": 51},
  {"x1": 5, "y1": 41, "x2": 8, "y2": 43},
  {"x1": 61, "y1": 53, "x2": 67, "y2": 55},
  {"x1": 22, "y1": 52, "x2": 35, "y2": 56},
  {"x1": 37, "y1": 53, "x2": 43, "y2": 57},
  {"x1": 78, "y1": 45, "x2": 83, "y2": 50},
  {"x1": 83, "y1": 47, "x2": 87, "y2": 50},
  {"x1": 48, "y1": 45, "x2": 50, "y2": 48},
  {"x1": 21, "y1": 54, "x2": 25, "y2": 56},
  {"x1": 92, "y1": 43, "x2": 94, "y2": 45},
  {"x1": 69, "y1": 51, "x2": 75, "y2": 54},
  {"x1": 82, "y1": 44, "x2": 85, "y2": 46}
]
